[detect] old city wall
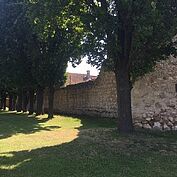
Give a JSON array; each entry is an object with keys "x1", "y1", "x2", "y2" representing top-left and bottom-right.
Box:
[
  {"x1": 44, "y1": 70, "x2": 118, "y2": 118},
  {"x1": 44, "y1": 57, "x2": 177, "y2": 130}
]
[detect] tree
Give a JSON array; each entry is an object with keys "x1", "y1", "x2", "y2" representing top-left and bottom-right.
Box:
[
  {"x1": 68, "y1": 0, "x2": 177, "y2": 133},
  {"x1": 27, "y1": 0, "x2": 84, "y2": 118},
  {"x1": 0, "y1": 0, "x2": 82, "y2": 117},
  {"x1": 0, "y1": 0, "x2": 38, "y2": 113}
]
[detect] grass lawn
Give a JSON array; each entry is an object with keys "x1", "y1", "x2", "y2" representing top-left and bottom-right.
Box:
[{"x1": 0, "y1": 111, "x2": 177, "y2": 177}]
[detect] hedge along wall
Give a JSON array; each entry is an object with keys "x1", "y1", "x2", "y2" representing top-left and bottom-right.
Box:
[{"x1": 44, "y1": 57, "x2": 177, "y2": 130}]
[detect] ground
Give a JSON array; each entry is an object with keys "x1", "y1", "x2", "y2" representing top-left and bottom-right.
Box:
[{"x1": 0, "y1": 112, "x2": 177, "y2": 177}]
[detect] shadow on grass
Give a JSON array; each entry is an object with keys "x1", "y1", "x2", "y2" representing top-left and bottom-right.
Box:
[
  {"x1": 1, "y1": 112, "x2": 177, "y2": 177},
  {"x1": 0, "y1": 111, "x2": 60, "y2": 140},
  {"x1": 1, "y1": 128, "x2": 177, "y2": 177}
]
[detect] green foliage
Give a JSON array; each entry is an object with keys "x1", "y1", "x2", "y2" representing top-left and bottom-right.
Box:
[
  {"x1": 27, "y1": 0, "x2": 84, "y2": 87},
  {"x1": 0, "y1": 0, "x2": 30, "y2": 91},
  {"x1": 0, "y1": 0, "x2": 85, "y2": 93},
  {"x1": 68, "y1": 0, "x2": 177, "y2": 81}
]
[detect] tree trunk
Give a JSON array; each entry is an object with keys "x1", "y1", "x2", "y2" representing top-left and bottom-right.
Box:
[
  {"x1": 0, "y1": 97, "x2": 2, "y2": 110},
  {"x1": 16, "y1": 89, "x2": 23, "y2": 112},
  {"x1": 28, "y1": 89, "x2": 34, "y2": 115},
  {"x1": 36, "y1": 87, "x2": 44, "y2": 116},
  {"x1": 0, "y1": 91, "x2": 6, "y2": 110},
  {"x1": 9, "y1": 94, "x2": 13, "y2": 111},
  {"x1": 12, "y1": 95, "x2": 17, "y2": 111},
  {"x1": 2, "y1": 96, "x2": 6, "y2": 111},
  {"x1": 48, "y1": 85, "x2": 54, "y2": 119},
  {"x1": 22, "y1": 90, "x2": 28, "y2": 112},
  {"x1": 115, "y1": 68, "x2": 134, "y2": 133}
]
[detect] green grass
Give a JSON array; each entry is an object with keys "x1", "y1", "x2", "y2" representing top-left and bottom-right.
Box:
[{"x1": 0, "y1": 111, "x2": 177, "y2": 177}]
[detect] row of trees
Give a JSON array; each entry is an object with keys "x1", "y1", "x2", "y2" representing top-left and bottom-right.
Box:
[
  {"x1": 0, "y1": 0, "x2": 176, "y2": 133},
  {"x1": 0, "y1": 0, "x2": 83, "y2": 118}
]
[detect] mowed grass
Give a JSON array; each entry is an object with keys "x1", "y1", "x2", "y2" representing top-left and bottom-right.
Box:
[{"x1": 1, "y1": 112, "x2": 177, "y2": 177}]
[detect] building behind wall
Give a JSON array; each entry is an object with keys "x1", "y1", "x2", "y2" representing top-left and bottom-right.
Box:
[{"x1": 65, "y1": 70, "x2": 97, "y2": 86}]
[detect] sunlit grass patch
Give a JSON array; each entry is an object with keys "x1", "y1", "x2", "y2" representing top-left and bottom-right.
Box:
[
  {"x1": 0, "y1": 113, "x2": 82, "y2": 153},
  {"x1": 1, "y1": 111, "x2": 177, "y2": 177}
]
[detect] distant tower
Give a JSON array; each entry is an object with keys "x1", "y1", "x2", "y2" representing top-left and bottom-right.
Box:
[
  {"x1": 86, "y1": 70, "x2": 91, "y2": 79},
  {"x1": 83, "y1": 70, "x2": 91, "y2": 81}
]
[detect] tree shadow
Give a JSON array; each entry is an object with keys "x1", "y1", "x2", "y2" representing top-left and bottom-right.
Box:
[
  {"x1": 62, "y1": 114, "x2": 117, "y2": 130},
  {"x1": 0, "y1": 111, "x2": 60, "y2": 140},
  {"x1": 1, "y1": 121, "x2": 177, "y2": 177}
]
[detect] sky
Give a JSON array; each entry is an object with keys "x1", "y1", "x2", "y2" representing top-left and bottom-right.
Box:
[{"x1": 66, "y1": 58, "x2": 99, "y2": 76}]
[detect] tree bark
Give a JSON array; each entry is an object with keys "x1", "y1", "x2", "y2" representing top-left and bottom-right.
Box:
[
  {"x1": 36, "y1": 87, "x2": 44, "y2": 116},
  {"x1": 0, "y1": 95, "x2": 3, "y2": 110},
  {"x1": 22, "y1": 89, "x2": 28, "y2": 112},
  {"x1": 28, "y1": 89, "x2": 34, "y2": 115},
  {"x1": 115, "y1": 67, "x2": 134, "y2": 133},
  {"x1": 16, "y1": 89, "x2": 23, "y2": 112},
  {"x1": 48, "y1": 85, "x2": 54, "y2": 119},
  {"x1": 2, "y1": 96, "x2": 6, "y2": 111},
  {"x1": 0, "y1": 91, "x2": 6, "y2": 111},
  {"x1": 12, "y1": 95, "x2": 17, "y2": 111},
  {"x1": 9, "y1": 94, "x2": 13, "y2": 111}
]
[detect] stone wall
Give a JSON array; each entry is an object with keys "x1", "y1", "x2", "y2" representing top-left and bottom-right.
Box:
[
  {"x1": 44, "y1": 71, "x2": 118, "y2": 118},
  {"x1": 132, "y1": 57, "x2": 177, "y2": 130},
  {"x1": 44, "y1": 57, "x2": 177, "y2": 130}
]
